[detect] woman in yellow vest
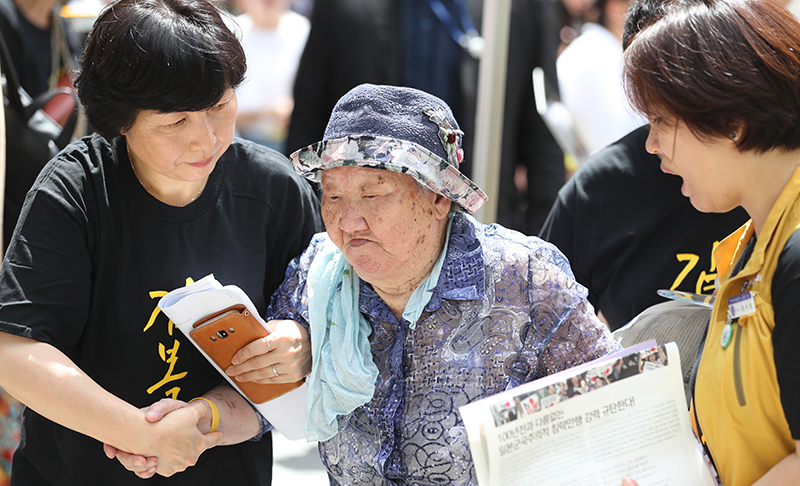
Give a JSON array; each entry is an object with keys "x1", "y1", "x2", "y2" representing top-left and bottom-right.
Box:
[{"x1": 620, "y1": 0, "x2": 800, "y2": 484}]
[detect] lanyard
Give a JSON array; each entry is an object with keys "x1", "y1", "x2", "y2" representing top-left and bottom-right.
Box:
[{"x1": 424, "y1": 0, "x2": 484, "y2": 59}]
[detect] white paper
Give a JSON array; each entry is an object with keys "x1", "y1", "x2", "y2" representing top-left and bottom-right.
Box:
[
  {"x1": 459, "y1": 342, "x2": 717, "y2": 486},
  {"x1": 157, "y1": 274, "x2": 308, "y2": 440}
]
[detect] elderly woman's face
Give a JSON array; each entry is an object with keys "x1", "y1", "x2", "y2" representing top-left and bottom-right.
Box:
[{"x1": 320, "y1": 166, "x2": 450, "y2": 288}]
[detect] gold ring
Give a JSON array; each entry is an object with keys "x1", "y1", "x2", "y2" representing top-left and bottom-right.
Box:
[{"x1": 272, "y1": 364, "x2": 279, "y2": 377}]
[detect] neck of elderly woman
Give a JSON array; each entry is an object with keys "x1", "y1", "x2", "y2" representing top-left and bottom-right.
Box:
[{"x1": 370, "y1": 218, "x2": 449, "y2": 320}]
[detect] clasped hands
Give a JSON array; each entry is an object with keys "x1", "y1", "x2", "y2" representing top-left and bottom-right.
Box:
[{"x1": 104, "y1": 319, "x2": 310, "y2": 478}]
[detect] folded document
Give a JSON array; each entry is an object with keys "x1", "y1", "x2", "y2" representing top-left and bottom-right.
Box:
[{"x1": 158, "y1": 274, "x2": 308, "y2": 440}]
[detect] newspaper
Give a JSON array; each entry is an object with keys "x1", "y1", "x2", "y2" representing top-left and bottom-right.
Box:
[
  {"x1": 459, "y1": 341, "x2": 717, "y2": 486},
  {"x1": 157, "y1": 274, "x2": 308, "y2": 440},
  {"x1": 613, "y1": 298, "x2": 711, "y2": 407}
]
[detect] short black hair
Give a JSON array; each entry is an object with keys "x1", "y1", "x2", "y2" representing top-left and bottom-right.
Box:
[
  {"x1": 621, "y1": 0, "x2": 674, "y2": 50},
  {"x1": 74, "y1": 0, "x2": 246, "y2": 140},
  {"x1": 622, "y1": 0, "x2": 800, "y2": 152}
]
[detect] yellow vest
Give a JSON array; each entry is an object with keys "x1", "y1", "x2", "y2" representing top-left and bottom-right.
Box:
[{"x1": 693, "y1": 166, "x2": 800, "y2": 486}]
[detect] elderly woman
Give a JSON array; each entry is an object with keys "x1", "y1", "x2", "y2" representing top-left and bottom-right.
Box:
[
  {"x1": 620, "y1": 0, "x2": 800, "y2": 484},
  {"x1": 256, "y1": 83, "x2": 619, "y2": 485},
  {"x1": 0, "y1": 0, "x2": 322, "y2": 484}
]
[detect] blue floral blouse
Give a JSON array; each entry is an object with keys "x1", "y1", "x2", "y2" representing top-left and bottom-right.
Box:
[{"x1": 266, "y1": 212, "x2": 620, "y2": 485}]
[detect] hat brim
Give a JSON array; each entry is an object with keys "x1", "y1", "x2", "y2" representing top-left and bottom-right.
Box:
[{"x1": 289, "y1": 135, "x2": 487, "y2": 213}]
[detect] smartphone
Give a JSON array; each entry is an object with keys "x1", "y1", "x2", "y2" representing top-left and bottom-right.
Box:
[{"x1": 189, "y1": 304, "x2": 304, "y2": 404}]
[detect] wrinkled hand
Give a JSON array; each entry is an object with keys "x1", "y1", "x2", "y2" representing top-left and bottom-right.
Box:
[
  {"x1": 226, "y1": 319, "x2": 310, "y2": 384},
  {"x1": 103, "y1": 398, "x2": 223, "y2": 478}
]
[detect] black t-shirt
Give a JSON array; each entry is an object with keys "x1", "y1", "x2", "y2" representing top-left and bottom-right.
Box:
[
  {"x1": 0, "y1": 135, "x2": 323, "y2": 485},
  {"x1": 539, "y1": 127, "x2": 749, "y2": 330},
  {"x1": 770, "y1": 230, "x2": 800, "y2": 439}
]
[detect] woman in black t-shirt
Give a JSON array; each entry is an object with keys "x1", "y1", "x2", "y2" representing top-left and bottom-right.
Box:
[{"x1": 0, "y1": 1, "x2": 322, "y2": 484}]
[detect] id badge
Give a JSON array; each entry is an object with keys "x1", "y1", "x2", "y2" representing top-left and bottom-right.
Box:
[{"x1": 727, "y1": 291, "x2": 756, "y2": 320}]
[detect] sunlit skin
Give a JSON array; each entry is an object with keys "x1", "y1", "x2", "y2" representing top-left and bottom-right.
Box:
[
  {"x1": 320, "y1": 166, "x2": 451, "y2": 317},
  {"x1": 645, "y1": 116, "x2": 800, "y2": 236},
  {"x1": 645, "y1": 117, "x2": 744, "y2": 214},
  {"x1": 123, "y1": 89, "x2": 238, "y2": 207}
]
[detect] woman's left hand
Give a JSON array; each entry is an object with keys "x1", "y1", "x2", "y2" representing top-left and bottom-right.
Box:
[
  {"x1": 103, "y1": 398, "x2": 189, "y2": 478},
  {"x1": 226, "y1": 319, "x2": 311, "y2": 384},
  {"x1": 103, "y1": 398, "x2": 222, "y2": 478}
]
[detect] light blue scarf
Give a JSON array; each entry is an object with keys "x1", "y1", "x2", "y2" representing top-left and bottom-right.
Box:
[{"x1": 304, "y1": 218, "x2": 452, "y2": 441}]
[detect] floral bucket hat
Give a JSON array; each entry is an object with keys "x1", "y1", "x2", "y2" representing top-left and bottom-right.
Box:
[{"x1": 289, "y1": 83, "x2": 488, "y2": 213}]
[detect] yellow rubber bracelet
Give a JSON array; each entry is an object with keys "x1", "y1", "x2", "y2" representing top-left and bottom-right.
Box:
[{"x1": 189, "y1": 397, "x2": 220, "y2": 433}]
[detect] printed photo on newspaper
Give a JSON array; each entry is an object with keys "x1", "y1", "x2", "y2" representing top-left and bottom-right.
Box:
[{"x1": 459, "y1": 341, "x2": 717, "y2": 486}]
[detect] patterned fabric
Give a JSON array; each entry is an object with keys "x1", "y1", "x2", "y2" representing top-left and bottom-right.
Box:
[
  {"x1": 293, "y1": 135, "x2": 486, "y2": 214},
  {"x1": 421, "y1": 106, "x2": 463, "y2": 168},
  {"x1": 304, "y1": 216, "x2": 453, "y2": 442},
  {"x1": 267, "y1": 212, "x2": 620, "y2": 485},
  {"x1": 305, "y1": 237, "x2": 379, "y2": 442},
  {"x1": 289, "y1": 84, "x2": 488, "y2": 214},
  {"x1": 0, "y1": 389, "x2": 22, "y2": 486}
]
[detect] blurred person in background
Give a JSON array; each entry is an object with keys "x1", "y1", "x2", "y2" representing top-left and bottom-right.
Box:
[
  {"x1": 230, "y1": 0, "x2": 309, "y2": 153},
  {"x1": 0, "y1": 0, "x2": 81, "y2": 111},
  {"x1": 0, "y1": 0, "x2": 85, "y2": 249},
  {"x1": 553, "y1": 0, "x2": 596, "y2": 53},
  {"x1": 556, "y1": 0, "x2": 646, "y2": 159},
  {"x1": 0, "y1": 1, "x2": 83, "y2": 478}
]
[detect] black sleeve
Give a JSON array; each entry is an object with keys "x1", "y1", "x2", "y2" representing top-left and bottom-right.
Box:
[
  {"x1": 0, "y1": 153, "x2": 93, "y2": 351},
  {"x1": 0, "y1": 0, "x2": 24, "y2": 82},
  {"x1": 538, "y1": 186, "x2": 576, "y2": 264},
  {"x1": 538, "y1": 182, "x2": 574, "y2": 246},
  {"x1": 538, "y1": 180, "x2": 599, "y2": 311},
  {"x1": 771, "y1": 228, "x2": 800, "y2": 439}
]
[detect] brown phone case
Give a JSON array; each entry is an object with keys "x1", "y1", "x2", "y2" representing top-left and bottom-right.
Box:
[{"x1": 189, "y1": 304, "x2": 304, "y2": 404}]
